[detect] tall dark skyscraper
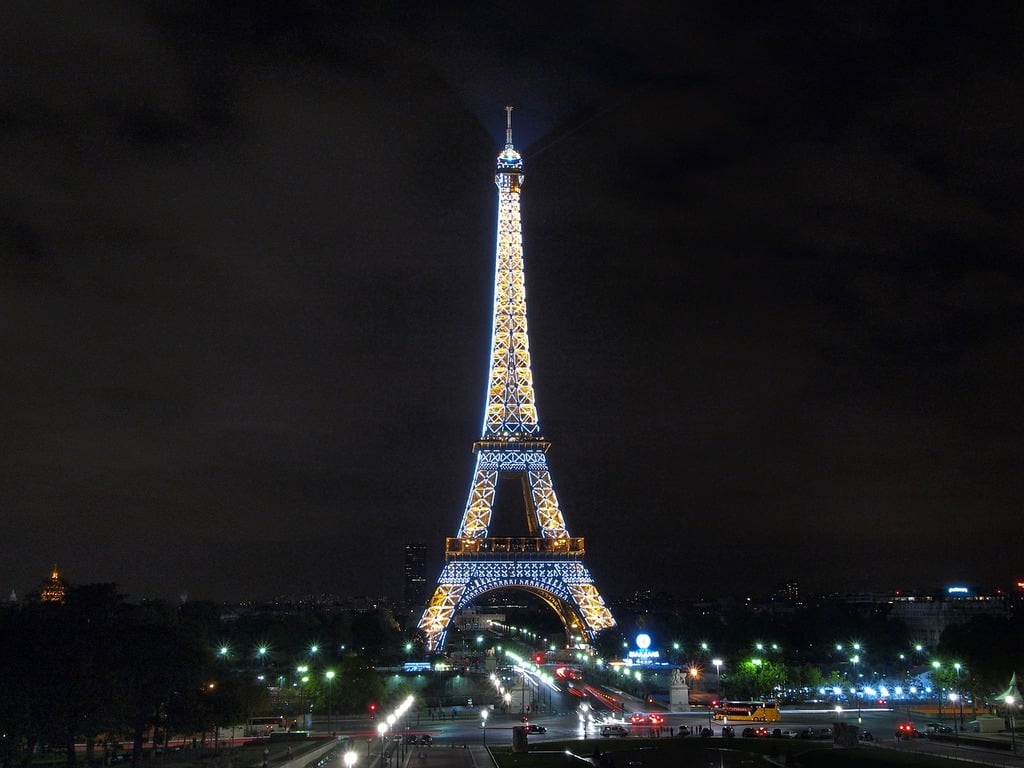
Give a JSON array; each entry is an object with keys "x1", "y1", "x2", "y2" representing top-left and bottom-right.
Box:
[{"x1": 403, "y1": 543, "x2": 427, "y2": 608}]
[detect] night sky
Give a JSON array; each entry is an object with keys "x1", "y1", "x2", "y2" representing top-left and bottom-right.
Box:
[{"x1": 3, "y1": 2, "x2": 1021, "y2": 604}]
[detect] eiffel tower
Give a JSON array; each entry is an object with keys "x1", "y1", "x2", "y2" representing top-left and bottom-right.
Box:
[{"x1": 417, "y1": 107, "x2": 616, "y2": 652}]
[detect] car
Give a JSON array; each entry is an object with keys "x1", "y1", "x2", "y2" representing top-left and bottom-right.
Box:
[
  {"x1": 721, "y1": 726, "x2": 734, "y2": 738},
  {"x1": 525, "y1": 723, "x2": 546, "y2": 734},
  {"x1": 647, "y1": 713, "x2": 664, "y2": 726},
  {"x1": 629, "y1": 713, "x2": 647, "y2": 725},
  {"x1": 780, "y1": 729, "x2": 799, "y2": 739},
  {"x1": 742, "y1": 727, "x2": 755, "y2": 737},
  {"x1": 417, "y1": 735, "x2": 433, "y2": 746},
  {"x1": 858, "y1": 730, "x2": 874, "y2": 742},
  {"x1": 600, "y1": 725, "x2": 628, "y2": 738},
  {"x1": 895, "y1": 723, "x2": 924, "y2": 739},
  {"x1": 676, "y1": 725, "x2": 691, "y2": 737},
  {"x1": 754, "y1": 727, "x2": 770, "y2": 737},
  {"x1": 798, "y1": 728, "x2": 817, "y2": 739},
  {"x1": 699, "y1": 727, "x2": 713, "y2": 738},
  {"x1": 406, "y1": 735, "x2": 419, "y2": 745},
  {"x1": 817, "y1": 727, "x2": 833, "y2": 739}
]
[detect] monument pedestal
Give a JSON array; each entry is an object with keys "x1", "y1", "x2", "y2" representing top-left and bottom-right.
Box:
[{"x1": 669, "y1": 669, "x2": 690, "y2": 712}]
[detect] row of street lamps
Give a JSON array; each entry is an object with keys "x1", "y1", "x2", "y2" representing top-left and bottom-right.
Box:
[{"x1": 376, "y1": 695, "x2": 415, "y2": 767}]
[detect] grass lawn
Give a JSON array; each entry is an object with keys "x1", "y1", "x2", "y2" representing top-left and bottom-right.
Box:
[{"x1": 489, "y1": 738, "x2": 970, "y2": 768}]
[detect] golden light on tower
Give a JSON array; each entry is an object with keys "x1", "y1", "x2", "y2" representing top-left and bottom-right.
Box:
[{"x1": 417, "y1": 108, "x2": 615, "y2": 651}]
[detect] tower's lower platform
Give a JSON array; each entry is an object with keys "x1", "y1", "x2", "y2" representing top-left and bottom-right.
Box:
[{"x1": 418, "y1": 553, "x2": 615, "y2": 651}]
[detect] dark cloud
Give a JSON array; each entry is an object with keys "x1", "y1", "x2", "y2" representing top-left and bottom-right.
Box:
[{"x1": 1, "y1": 2, "x2": 1021, "y2": 603}]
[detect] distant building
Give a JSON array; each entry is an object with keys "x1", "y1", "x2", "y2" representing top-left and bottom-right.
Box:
[
  {"x1": 39, "y1": 566, "x2": 66, "y2": 604},
  {"x1": 890, "y1": 586, "x2": 1010, "y2": 645},
  {"x1": 403, "y1": 543, "x2": 427, "y2": 608},
  {"x1": 784, "y1": 579, "x2": 800, "y2": 602},
  {"x1": 452, "y1": 608, "x2": 505, "y2": 630}
]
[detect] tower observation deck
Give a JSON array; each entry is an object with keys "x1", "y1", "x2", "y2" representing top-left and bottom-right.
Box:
[{"x1": 417, "y1": 107, "x2": 615, "y2": 652}]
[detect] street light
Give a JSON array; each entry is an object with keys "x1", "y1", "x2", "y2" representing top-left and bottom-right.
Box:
[
  {"x1": 481, "y1": 708, "x2": 488, "y2": 746},
  {"x1": 712, "y1": 659, "x2": 723, "y2": 728},
  {"x1": 1007, "y1": 696, "x2": 1017, "y2": 755},
  {"x1": 851, "y1": 655, "x2": 861, "y2": 724},
  {"x1": 325, "y1": 670, "x2": 335, "y2": 734},
  {"x1": 387, "y1": 714, "x2": 396, "y2": 761},
  {"x1": 377, "y1": 722, "x2": 387, "y2": 766},
  {"x1": 932, "y1": 661, "x2": 943, "y2": 721},
  {"x1": 344, "y1": 751, "x2": 357, "y2": 768},
  {"x1": 954, "y1": 663, "x2": 963, "y2": 730}
]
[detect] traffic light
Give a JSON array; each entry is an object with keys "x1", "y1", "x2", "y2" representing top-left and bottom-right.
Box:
[{"x1": 369, "y1": 703, "x2": 377, "y2": 719}]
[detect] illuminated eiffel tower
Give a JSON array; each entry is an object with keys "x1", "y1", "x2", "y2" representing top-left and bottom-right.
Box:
[{"x1": 418, "y1": 108, "x2": 616, "y2": 652}]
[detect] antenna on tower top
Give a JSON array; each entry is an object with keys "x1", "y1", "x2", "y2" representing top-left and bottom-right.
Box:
[{"x1": 505, "y1": 105, "x2": 514, "y2": 148}]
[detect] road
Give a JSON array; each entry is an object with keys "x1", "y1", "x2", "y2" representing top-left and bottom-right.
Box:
[{"x1": 308, "y1": 679, "x2": 1024, "y2": 768}]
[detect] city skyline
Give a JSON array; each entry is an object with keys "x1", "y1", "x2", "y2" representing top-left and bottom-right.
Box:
[
  {"x1": 12, "y1": 562, "x2": 1019, "y2": 608},
  {"x1": 2, "y1": 4, "x2": 1021, "y2": 604}
]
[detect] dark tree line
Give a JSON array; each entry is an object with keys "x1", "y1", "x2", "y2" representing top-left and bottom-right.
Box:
[
  {"x1": 0, "y1": 586, "x2": 261, "y2": 768},
  {"x1": 0, "y1": 586, "x2": 409, "y2": 768}
]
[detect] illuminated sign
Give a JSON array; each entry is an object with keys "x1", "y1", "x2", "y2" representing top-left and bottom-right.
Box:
[{"x1": 627, "y1": 633, "x2": 660, "y2": 665}]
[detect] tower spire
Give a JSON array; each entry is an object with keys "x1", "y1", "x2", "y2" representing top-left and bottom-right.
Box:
[{"x1": 505, "y1": 105, "x2": 514, "y2": 148}]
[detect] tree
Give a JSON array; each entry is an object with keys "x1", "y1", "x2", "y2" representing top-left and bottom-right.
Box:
[
  {"x1": 330, "y1": 655, "x2": 386, "y2": 714},
  {"x1": 939, "y1": 614, "x2": 1024, "y2": 695},
  {"x1": 723, "y1": 659, "x2": 786, "y2": 701},
  {"x1": 110, "y1": 601, "x2": 214, "y2": 765}
]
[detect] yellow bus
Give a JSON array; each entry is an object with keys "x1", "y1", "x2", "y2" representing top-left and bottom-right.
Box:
[{"x1": 711, "y1": 701, "x2": 780, "y2": 722}]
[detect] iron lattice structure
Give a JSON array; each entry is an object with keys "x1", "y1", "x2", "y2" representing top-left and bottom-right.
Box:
[{"x1": 418, "y1": 108, "x2": 616, "y2": 651}]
